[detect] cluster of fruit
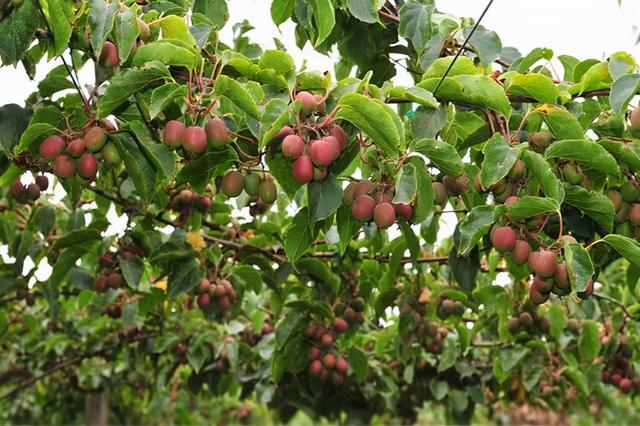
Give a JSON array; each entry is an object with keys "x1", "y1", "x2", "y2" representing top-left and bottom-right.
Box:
[
  {"x1": 38, "y1": 125, "x2": 120, "y2": 180},
  {"x1": 476, "y1": 159, "x2": 527, "y2": 203},
  {"x1": 491, "y1": 227, "x2": 585, "y2": 304},
  {"x1": 423, "y1": 321, "x2": 449, "y2": 355},
  {"x1": 105, "y1": 302, "x2": 122, "y2": 319},
  {"x1": 9, "y1": 174, "x2": 48, "y2": 203},
  {"x1": 276, "y1": 121, "x2": 348, "y2": 184},
  {"x1": 332, "y1": 298, "x2": 366, "y2": 331},
  {"x1": 95, "y1": 252, "x2": 125, "y2": 293},
  {"x1": 305, "y1": 322, "x2": 349, "y2": 385},
  {"x1": 343, "y1": 180, "x2": 412, "y2": 228},
  {"x1": 507, "y1": 311, "x2": 551, "y2": 335},
  {"x1": 608, "y1": 181, "x2": 640, "y2": 241},
  {"x1": 436, "y1": 297, "x2": 465, "y2": 320},
  {"x1": 220, "y1": 170, "x2": 277, "y2": 204},
  {"x1": 398, "y1": 297, "x2": 451, "y2": 354},
  {"x1": 169, "y1": 188, "x2": 212, "y2": 213},
  {"x1": 162, "y1": 117, "x2": 228, "y2": 154},
  {"x1": 196, "y1": 277, "x2": 237, "y2": 312},
  {"x1": 601, "y1": 335, "x2": 639, "y2": 394}
]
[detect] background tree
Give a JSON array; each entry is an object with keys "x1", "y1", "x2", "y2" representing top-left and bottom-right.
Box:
[{"x1": 1, "y1": 0, "x2": 640, "y2": 424}]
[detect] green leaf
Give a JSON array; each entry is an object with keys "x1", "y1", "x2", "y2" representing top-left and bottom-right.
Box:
[
  {"x1": 308, "y1": 0, "x2": 335, "y2": 47},
  {"x1": 259, "y1": 50, "x2": 295, "y2": 77},
  {"x1": 412, "y1": 138, "x2": 463, "y2": 177},
  {"x1": 307, "y1": 175, "x2": 343, "y2": 225},
  {"x1": 564, "y1": 367, "x2": 589, "y2": 396},
  {"x1": 411, "y1": 105, "x2": 446, "y2": 140},
  {"x1": 407, "y1": 156, "x2": 433, "y2": 223},
  {"x1": 51, "y1": 229, "x2": 102, "y2": 250},
  {"x1": 405, "y1": 86, "x2": 438, "y2": 108},
  {"x1": 506, "y1": 196, "x2": 560, "y2": 221},
  {"x1": 598, "y1": 139, "x2": 640, "y2": 172},
  {"x1": 149, "y1": 83, "x2": 186, "y2": 119},
  {"x1": 0, "y1": 104, "x2": 32, "y2": 154},
  {"x1": 393, "y1": 163, "x2": 417, "y2": 204},
  {"x1": 176, "y1": 146, "x2": 236, "y2": 192},
  {"x1": 563, "y1": 185, "x2": 614, "y2": 232},
  {"x1": 0, "y1": 0, "x2": 39, "y2": 65},
  {"x1": 602, "y1": 234, "x2": 640, "y2": 269},
  {"x1": 214, "y1": 75, "x2": 260, "y2": 119},
  {"x1": 564, "y1": 242, "x2": 594, "y2": 293},
  {"x1": 464, "y1": 25, "x2": 501, "y2": 66},
  {"x1": 521, "y1": 150, "x2": 564, "y2": 203},
  {"x1": 336, "y1": 93, "x2": 402, "y2": 158},
  {"x1": 544, "y1": 139, "x2": 619, "y2": 175},
  {"x1": 493, "y1": 347, "x2": 529, "y2": 384},
  {"x1": 578, "y1": 321, "x2": 600, "y2": 363},
  {"x1": 41, "y1": 0, "x2": 73, "y2": 57},
  {"x1": 97, "y1": 61, "x2": 170, "y2": 118},
  {"x1": 504, "y1": 73, "x2": 559, "y2": 104},
  {"x1": 457, "y1": 205, "x2": 494, "y2": 256},
  {"x1": 88, "y1": 0, "x2": 119, "y2": 58},
  {"x1": 114, "y1": 7, "x2": 140, "y2": 63},
  {"x1": 259, "y1": 99, "x2": 300, "y2": 148},
  {"x1": 132, "y1": 41, "x2": 197, "y2": 69},
  {"x1": 112, "y1": 133, "x2": 157, "y2": 200},
  {"x1": 568, "y1": 61, "x2": 611, "y2": 95},
  {"x1": 517, "y1": 47, "x2": 554, "y2": 73},
  {"x1": 422, "y1": 56, "x2": 483, "y2": 79},
  {"x1": 538, "y1": 108, "x2": 585, "y2": 140},
  {"x1": 193, "y1": 0, "x2": 228, "y2": 28},
  {"x1": 229, "y1": 265, "x2": 263, "y2": 294},
  {"x1": 120, "y1": 256, "x2": 144, "y2": 289},
  {"x1": 159, "y1": 15, "x2": 197, "y2": 45},
  {"x1": 398, "y1": 0, "x2": 434, "y2": 52},
  {"x1": 336, "y1": 204, "x2": 359, "y2": 255},
  {"x1": 271, "y1": 0, "x2": 295, "y2": 25},
  {"x1": 275, "y1": 309, "x2": 304, "y2": 346},
  {"x1": 168, "y1": 258, "x2": 204, "y2": 298},
  {"x1": 610, "y1": 74, "x2": 640, "y2": 116},
  {"x1": 284, "y1": 208, "x2": 318, "y2": 263},
  {"x1": 264, "y1": 152, "x2": 301, "y2": 200},
  {"x1": 348, "y1": 347, "x2": 368, "y2": 383},
  {"x1": 480, "y1": 134, "x2": 525, "y2": 189},
  {"x1": 347, "y1": 0, "x2": 379, "y2": 24},
  {"x1": 548, "y1": 304, "x2": 566, "y2": 340},
  {"x1": 419, "y1": 74, "x2": 511, "y2": 118}
]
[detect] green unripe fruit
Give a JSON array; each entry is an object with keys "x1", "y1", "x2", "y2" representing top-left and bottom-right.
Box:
[
  {"x1": 351, "y1": 297, "x2": 365, "y2": 312},
  {"x1": 343, "y1": 182, "x2": 358, "y2": 206},
  {"x1": 607, "y1": 190, "x2": 623, "y2": 212},
  {"x1": 530, "y1": 250, "x2": 556, "y2": 278},
  {"x1": 373, "y1": 202, "x2": 396, "y2": 229},
  {"x1": 507, "y1": 159, "x2": 526, "y2": 180},
  {"x1": 101, "y1": 142, "x2": 121, "y2": 165},
  {"x1": 490, "y1": 178, "x2": 508, "y2": 195},
  {"x1": 292, "y1": 155, "x2": 314, "y2": 183},
  {"x1": 491, "y1": 226, "x2": 517, "y2": 251},
  {"x1": 77, "y1": 152, "x2": 98, "y2": 179},
  {"x1": 530, "y1": 130, "x2": 554, "y2": 148},
  {"x1": 507, "y1": 317, "x2": 521, "y2": 334},
  {"x1": 66, "y1": 138, "x2": 86, "y2": 157},
  {"x1": 295, "y1": 91, "x2": 318, "y2": 115},
  {"x1": 614, "y1": 202, "x2": 631, "y2": 224},
  {"x1": 313, "y1": 167, "x2": 328, "y2": 181},
  {"x1": 183, "y1": 126, "x2": 207, "y2": 154},
  {"x1": 510, "y1": 240, "x2": 530, "y2": 265},
  {"x1": 615, "y1": 222, "x2": 634, "y2": 238},
  {"x1": 562, "y1": 163, "x2": 584, "y2": 185},
  {"x1": 53, "y1": 155, "x2": 76, "y2": 178},
  {"x1": 433, "y1": 182, "x2": 448, "y2": 205},
  {"x1": 221, "y1": 171, "x2": 244, "y2": 197},
  {"x1": 243, "y1": 173, "x2": 261, "y2": 196},
  {"x1": 204, "y1": 117, "x2": 228, "y2": 148},
  {"x1": 629, "y1": 203, "x2": 640, "y2": 225},
  {"x1": 351, "y1": 195, "x2": 375, "y2": 221},
  {"x1": 99, "y1": 41, "x2": 119, "y2": 68},
  {"x1": 621, "y1": 181, "x2": 640, "y2": 203},
  {"x1": 39, "y1": 135, "x2": 65, "y2": 160},
  {"x1": 85, "y1": 127, "x2": 107, "y2": 152},
  {"x1": 258, "y1": 179, "x2": 277, "y2": 204},
  {"x1": 163, "y1": 120, "x2": 185, "y2": 148},
  {"x1": 493, "y1": 182, "x2": 514, "y2": 203}
]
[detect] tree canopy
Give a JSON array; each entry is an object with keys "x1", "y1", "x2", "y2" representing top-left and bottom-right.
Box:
[{"x1": 1, "y1": 0, "x2": 640, "y2": 424}]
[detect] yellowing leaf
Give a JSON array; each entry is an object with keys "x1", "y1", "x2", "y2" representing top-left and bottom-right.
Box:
[{"x1": 186, "y1": 232, "x2": 206, "y2": 252}]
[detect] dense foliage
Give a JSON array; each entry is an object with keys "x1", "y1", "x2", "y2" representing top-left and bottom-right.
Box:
[{"x1": 2, "y1": 0, "x2": 640, "y2": 424}]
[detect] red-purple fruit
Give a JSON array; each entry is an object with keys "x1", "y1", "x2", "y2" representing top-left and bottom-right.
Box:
[
  {"x1": 292, "y1": 155, "x2": 314, "y2": 183},
  {"x1": 26, "y1": 183, "x2": 41, "y2": 199},
  {"x1": 107, "y1": 272, "x2": 123, "y2": 287},
  {"x1": 620, "y1": 378, "x2": 632, "y2": 394},
  {"x1": 221, "y1": 171, "x2": 244, "y2": 197},
  {"x1": 554, "y1": 262, "x2": 569, "y2": 288},
  {"x1": 327, "y1": 124, "x2": 348, "y2": 150},
  {"x1": 137, "y1": 18, "x2": 151, "y2": 41},
  {"x1": 85, "y1": 127, "x2": 107, "y2": 152},
  {"x1": 505, "y1": 196, "x2": 519, "y2": 206},
  {"x1": 163, "y1": 120, "x2": 186, "y2": 148},
  {"x1": 198, "y1": 278, "x2": 211, "y2": 294},
  {"x1": 394, "y1": 203, "x2": 413, "y2": 220},
  {"x1": 204, "y1": 117, "x2": 228, "y2": 148},
  {"x1": 529, "y1": 285, "x2": 549, "y2": 305},
  {"x1": 271, "y1": 125, "x2": 294, "y2": 144},
  {"x1": 510, "y1": 240, "x2": 530, "y2": 265},
  {"x1": 491, "y1": 226, "x2": 517, "y2": 251},
  {"x1": 629, "y1": 203, "x2": 640, "y2": 225},
  {"x1": 331, "y1": 371, "x2": 343, "y2": 385},
  {"x1": 323, "y1": 354, "x2": 336, "y2": 369},
  {"x1": 354, "y1": 180, "x2": 376, "y2": 199},
  {"x1": 197, "y1": 293, "x2": 211, "y2": 310},
  {"x1": 35, "y1": 175, "x2": 49, "y2": 191},
  {"x1": 530, "y1": 249, "x2": 557, "y2": 278},
  {"x1": 39, "y1": 135, "x2": 65, "y2": 160},
  {"x1": 9, "y1": 180, "x2": 25, "y2": 199},
  {"x1": 309, "y1": 346, "x2": 322, "y2": 360},
  {"x1": 99, "y1": 41, "x2": 119, "y2": 68},
  {"x1": 320, "y1": 333, "x2": 334, "y2": 346},
  {"x1": 343, "y1": 182, "x2": 358, "y2": 206},
  {"x1": 577, "y1": 280, "x2": 594, "y2": 299},
  {"x1": 182, "y1": 126, "x2": 207, "y2": 153},
  {"x1": 309, "y1": 138, "x2": 334, "y2": 166},
  {"x1": 281, "y1": 135, "x2": 305, "y2": 159},
  {"x1": 532, "y1": 275, "x2": 554, "y2": 293},
  {"x1": 67, "y1": 138, "x2": 86, "y2": 157},
  {"x1": 95, "y1": 275, "x2": 109, "y2": 293},
  {"x1": 295, "y1": 91, "x2": 317, "y2": 115},
  {"x1": 335, "y1": 358, "x2": 349, "y2": 373},
  {"x1": 77, "y1": 152, "x2": 98, "y2": 179},
  {"x1": 53, "y1": 155, "x2": 76, "y2": 178},
  {"x1": 351, "y1": 195, "x2": 375, "y2": 221},
  {"x1": 373, "y1": 202, "x2": 396, "y2": 229},
  {"x1": 309, "y1": 360, "x2": 322, "y2": 376},
  {"x1": 433, "y1": 182, "x2": 448, "y2": 205},
  {"x1": 334, "y1": 318, "x2": 348, "y2": 333},
  {"x1": 323, "y1": 136, "x2": 341, "y2": 160},
  {"x1": 313, "y1": 167, "x2": 328, "y2": 181}
]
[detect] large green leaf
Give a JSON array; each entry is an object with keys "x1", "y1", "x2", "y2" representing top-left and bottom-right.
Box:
[
  {"x1": 308, "y1": 0, "x2": 335, "y2": 47},
  {"x1": 307, "y1": 175, "x2": 343, "y2": 225},
  {"x1": 578, "y1": 321, "x2": 600, "y2": 363},
  {"x1": 193, "y1": 0, "x2": 228, "y2": 28},
  {"x1": 347, "y1": 0, "x2": 379, "y2": 24},
  {"x1": 132, "y1": 41, "x2": 197, "y2": 69},
  {"x1": 112, "y1": 133, "x2": 157, "y2": 201},
  {"x1": 412, "y1": 138, "x2": 463, "y2": 177},
  {"x1": 506, "y1": 196, "x2": 560, "y2": 221},
  {"x1": 564, "y1": 242, "x2": 594, "y2": 293},
  {"x1": 214, "y1": 75, "x2": 261, "y2": 119},
  {"x1": 407, "y1": 156, "x2": 433, "y2": 223},
  {"x1": 88, "y1": 0, "x2": 119, "y2": 58},
  {"x1": 271, "y1": 0, "x2": 295, "y2": 25},
  {"x1": 520, "y1": 150, "x2": 564, "y2": 203},
  {"x1": 159, "y1": 15, "x2": 197, "y2": 46},
  {"x1": 545, "y1": 139, "x2": 619, "y2": 175},
  {"x1": 398, "y1": 0, "x2": 434, "y2": 52},
  {"x1": 457, "y1": 205, "x2": 494, "y2": 256},
  {"x1": 602, "y1": 234, "x2": 640, "y2": 269},
  {"x1": 537, "y1": 108, "x2": 584, "y2": 140},
  {"x1": 0, "y1": 0, "x2": 40, "y2": 65},
  {"x1": 610, "y1": 74, "x2": 640, "y2": 116},
  {"x1": 563, "y1": 186, "x2": 614, "y2": 232},
  {"x1": 504, "y1": 73, "x2": 559, "y2": 104},
  {"x1": 114, "y1": 7, "x2": 140, "y2": 63},
  {"x1": 480, "y1": 134, "x2": 526, "y2": 189},
  {"x1": 41, "y1": 0, "x2": 73, "y2": 57},
  {"x1": 284, "y1": 208, "x2": 319, "y2": 263}
]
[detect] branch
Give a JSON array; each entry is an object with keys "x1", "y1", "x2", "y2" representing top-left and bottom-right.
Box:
[{"x1": 592, "y1": 293, "x2": 640, "y2": 321}]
